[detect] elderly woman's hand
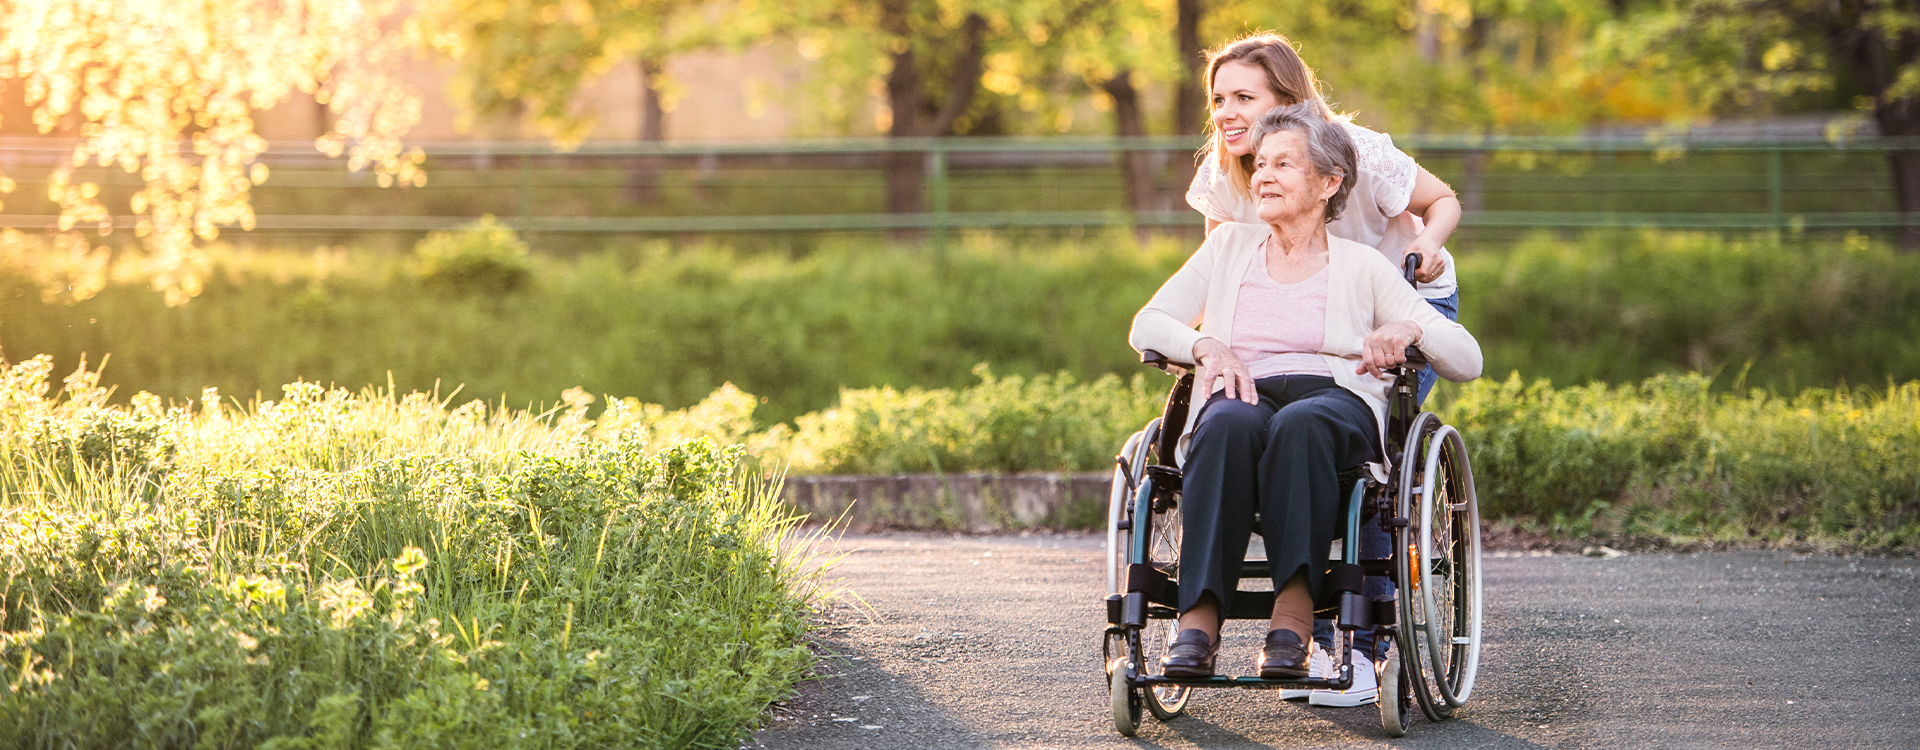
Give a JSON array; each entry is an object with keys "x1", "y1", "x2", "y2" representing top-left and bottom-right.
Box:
[
  {"x1": 1357, "y1": 320, "x2": 1424, "y2": 380},
  {"x1": 1194, "y1": 338, "x2": 1258, "y2": 405}
]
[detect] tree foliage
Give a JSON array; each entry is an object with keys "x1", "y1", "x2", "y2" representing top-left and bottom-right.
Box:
[
  {"x1": 415, "y1": 0, "x2": 769, "y2": 144},
  {"x1": 1204, "y1": 0, "x2": 1690, "y2": 135},
  {"x1": 0, "y1": 0, "x2": 426, "y2": 305},
  {"x1": 1599, "y1": 0, "x2": 1920, "y2": 245}
]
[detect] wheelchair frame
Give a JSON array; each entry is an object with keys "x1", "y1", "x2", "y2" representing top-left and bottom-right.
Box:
[{"x1": 1102, "y1": 258, "x2": 1484, "y2": 738}]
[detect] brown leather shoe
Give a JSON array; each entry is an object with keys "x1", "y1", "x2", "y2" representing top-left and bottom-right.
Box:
[
  {"x1": 1258, "y1": 628, "x2": 1310, "y2": 679},
  {"x1": 1160, "y1": 628, "x2": 1217, "y2": 678}
]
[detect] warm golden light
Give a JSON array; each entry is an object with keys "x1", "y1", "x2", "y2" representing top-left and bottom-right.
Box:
[{"x1": 0, "y1": 0, "x2": 424, "y2": 305}]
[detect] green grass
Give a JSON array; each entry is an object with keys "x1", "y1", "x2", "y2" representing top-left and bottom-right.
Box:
[{"x1": 0, "y1": 355, "x2": 825, "y2": 748}]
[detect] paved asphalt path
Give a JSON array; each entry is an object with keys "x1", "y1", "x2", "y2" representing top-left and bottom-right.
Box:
[{"x1": 751, "y1": 532, "x2": 1920, "y2": 749}]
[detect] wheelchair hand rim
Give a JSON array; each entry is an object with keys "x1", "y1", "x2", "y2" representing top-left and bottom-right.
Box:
[{"x1": 1418, "y1": 424, "x2": 1482, "y2": 707}]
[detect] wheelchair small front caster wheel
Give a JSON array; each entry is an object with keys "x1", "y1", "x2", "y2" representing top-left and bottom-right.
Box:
[
  {"x1": 1111, "y1": 663, "x2": 1142, "y2": 736},
  {"x1": 1380, "y1": 646, "x2": 1409, "y2": 737}
]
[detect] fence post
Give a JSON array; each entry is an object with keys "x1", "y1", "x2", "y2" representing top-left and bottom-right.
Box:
[
  {"x1": 929, "y1": 142, "x2": 949, "y2": 253},
  {"x1": 1768, "y1": 146, "x2": 1784, "y2": 230}
]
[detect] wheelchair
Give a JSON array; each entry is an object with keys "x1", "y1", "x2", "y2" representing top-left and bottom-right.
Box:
[{"x1": 1102, "y1": 257, "x2": 1484, "y2": 738}]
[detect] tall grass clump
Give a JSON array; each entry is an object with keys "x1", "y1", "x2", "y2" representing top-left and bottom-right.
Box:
[
  {"x1": 1439, "y1": 373, "x2": 1920, "y2": 549},
  {"x1": 0, "y1": 355, "x2": 821, "y2": 748}
]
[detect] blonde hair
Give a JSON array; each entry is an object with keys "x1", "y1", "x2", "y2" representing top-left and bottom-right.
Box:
[{"x1": 1199, "y1": 33, "x2": 1346, "y2": 203}]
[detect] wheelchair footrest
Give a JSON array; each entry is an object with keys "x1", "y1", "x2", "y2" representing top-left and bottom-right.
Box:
[{"x1": 1137, "y1": 672, "x2": 1357, "y2": 691}]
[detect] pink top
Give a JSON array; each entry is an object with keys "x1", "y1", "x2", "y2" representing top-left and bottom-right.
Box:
[{"x1": 1231, "y1": 249, "x2": 1333, "y2": 380}]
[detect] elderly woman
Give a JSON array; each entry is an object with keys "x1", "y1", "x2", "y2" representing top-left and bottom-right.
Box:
[{"x1": 1128, "y1": 103, "x2": 1482, "y2": 680}]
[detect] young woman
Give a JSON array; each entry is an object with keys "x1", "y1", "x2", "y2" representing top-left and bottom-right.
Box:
[{"x1": 1180, "y1": 32, "x2": 1467, "y2": 708}]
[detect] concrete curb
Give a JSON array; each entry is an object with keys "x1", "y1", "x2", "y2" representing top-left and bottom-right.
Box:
[{"x1": 783, "y1": 473, "x2": 1112, "y2": 532}]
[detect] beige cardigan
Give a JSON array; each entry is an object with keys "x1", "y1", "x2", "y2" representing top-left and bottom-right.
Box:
[{"x1": 1128, "y1": 222, "x2": 1483, "y2": 478}]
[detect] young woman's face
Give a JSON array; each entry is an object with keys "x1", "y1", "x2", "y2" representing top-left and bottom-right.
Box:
[
  {"x1": 1211, "y1": 61, "x2": 1294, "y2": 158},
  {"x1": 1250, "y1": 129, "x2": 1338, "y2": 226}
]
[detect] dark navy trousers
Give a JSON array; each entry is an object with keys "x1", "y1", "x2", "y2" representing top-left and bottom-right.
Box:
[{"x1": 1177, "y1": 375, "x2": 1379, "y2": 620}]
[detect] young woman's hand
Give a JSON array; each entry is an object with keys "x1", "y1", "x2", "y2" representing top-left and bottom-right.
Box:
[
  {"x1": 1358, "y1": 320, "x2": 1423, "y2": 379},
  {"x1": 1194, "y1": 338, "x2": 1258, "y2": 405},
  {"x1": 1403, "y1": 235, "x2": 1448, "y2": 284}
]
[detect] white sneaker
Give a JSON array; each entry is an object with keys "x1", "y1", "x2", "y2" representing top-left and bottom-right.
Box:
[
  {"x1": 1279, "y1": 647, "x2": 1332, "y2": 700},
  {"x1": 1309, "y1": 651, "x2": 1379, "y2": 707}
]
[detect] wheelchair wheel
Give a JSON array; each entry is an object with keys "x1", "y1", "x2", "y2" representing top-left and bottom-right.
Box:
[
  {"x1": 1394, "y1": 414, "x2": 1484, "y2": 720},
  {"x1": 1111, "y1": 663, "x2": 1142, "y2": 736},
  {"x1": 1105, "y1": 416, "x2": 1191, "y2": 724},
  {"x1": 1378, "y1": 637, "x2": 1410, "y2": 738}
]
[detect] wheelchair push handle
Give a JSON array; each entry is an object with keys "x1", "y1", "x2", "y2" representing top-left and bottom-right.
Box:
[{"x1": 1399, "y1": 253, "x2": 1427, "y2": 366}]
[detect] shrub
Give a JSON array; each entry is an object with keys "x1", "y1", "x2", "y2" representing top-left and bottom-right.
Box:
[
  {"x1": 1437, "y1": 374, "x2": 1920, "y2": 548},
  {"x1": 0, "y1": 356, "x2": 821, "y2": 749},
  {"x1": 759, "y1": 363, "x2": 1165, "y2": 475},
  {"x1": 414, "y1": 216, "x2": 535, "y2": 295}
]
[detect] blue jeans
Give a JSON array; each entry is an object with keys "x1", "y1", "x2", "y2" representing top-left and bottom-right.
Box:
[
  {"x1": 1316, "y1": 290, "x2": 1459, "y2": 660},
  {"x1": 1414, "y1": 290, "x2": 1460, "y2": 407}
]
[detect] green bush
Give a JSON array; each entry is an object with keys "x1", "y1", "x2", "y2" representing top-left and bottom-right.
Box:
[
  {"x1": 740, "y1": 362, "x2": 1919, "y2": 548},
  {"x1": 0, "y1": 356, "x2": 820, "y2": 749},
  {"x1": 1436, "y1": 373, "x2": 1920, "y2": 548},
  {"x1": 1459, "y1": 229, "x2": 1920, "y2": 391},
  {"x1": 7, "y1": 229, "x2": 1920, "y2": 428},
  {"x1": 0, "y1": 230, "x2": 1183, "y2": 425},
  {"x1": 414, "y1": 216, "x2": 535, "y2": 295},
  {"x1": 759, "y1": 363, "x2": 1165, "y2": 474}
]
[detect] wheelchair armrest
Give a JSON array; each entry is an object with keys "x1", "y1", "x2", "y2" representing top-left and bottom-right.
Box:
[
  {"x1": 1403, "y1": 346, "x2": 1428, "y2": 367},
  {"x1": 1140, "y1": 349, "x2": 1194, "y2": 373}
]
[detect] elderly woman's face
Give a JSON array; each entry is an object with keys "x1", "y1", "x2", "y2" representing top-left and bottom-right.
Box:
[
  {"x1": 1251, "y1": 129, "x2": 1340, "y2": 226},
  {"x1": 1211, "y1": 61, "x2": 1293, "y2": 158}
]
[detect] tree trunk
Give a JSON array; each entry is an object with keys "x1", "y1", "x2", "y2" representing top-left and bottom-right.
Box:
[
  {"x1": 880, "y1": 11, "x2": 987, "y2": 229},
  {"x1": 1828, "y1": 13, "x2": 1920, "y2": 249},
  {"x1": 1173, "y1": 0, "x2": 1205, "y2": 135},
  {"x1": 628, "y1": 56, "x2": 667, "y2": 204},
  {"x1": 1878, "y1": 111, "x2": 1920, "y2": 250},
  {"x1": 1460, "y1": 150, "x2": 1487, "y2": 213},
  {"x1": 1171, "y1": 0, "x2": 1206, "y2": 215},
  {"x1": 885, "y1": 43, "x2": 926, "y2": 217},
  {"x1": 1105, "y1": 72, "x2": 1153, "y2": 216}
]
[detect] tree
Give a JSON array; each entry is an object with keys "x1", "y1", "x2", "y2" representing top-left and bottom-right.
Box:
[
  {"x1": 1601, "y1": 0, "x2": 1920, "y2": 247},
  {"x1": 971, "y1": 0, "x2": 1180, "y2": 212},
  {"x1": 784, "y1": 0, "x2": 1175, "y2": 216},
  {"x1": 0, "y1": 0, "x2": 426, "y2": 305},
  {"x1": 1201, "y1": 0, "x2": 1661, "y2": 135},
  {"x1": 415, "y1": 0, "x2": 761, "y2": 145}
]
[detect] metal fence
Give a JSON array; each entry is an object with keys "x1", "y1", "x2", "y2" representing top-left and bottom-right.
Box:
[{"x1": 1, "y1": 134, "x2": 1913, "y2": 244}]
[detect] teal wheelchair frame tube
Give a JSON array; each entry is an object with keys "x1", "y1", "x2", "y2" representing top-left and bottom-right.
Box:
[{"x1": 1344, "y1": 479, "x2": 1365, "y2": 566}]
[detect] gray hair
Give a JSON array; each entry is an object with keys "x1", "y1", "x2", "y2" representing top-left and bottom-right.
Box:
[{"x1": 1248, "y1": 102, "x2": 1357, "y2": 223}]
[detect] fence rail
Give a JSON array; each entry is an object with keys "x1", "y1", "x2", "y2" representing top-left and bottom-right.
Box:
[{"x1": 0, "y1": 135, "x2": 1912, "y2": 240}]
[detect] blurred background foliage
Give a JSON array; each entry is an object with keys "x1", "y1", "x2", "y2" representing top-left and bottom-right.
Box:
[
  {"x1": 8, "y1": 0, "x2": 1920, "y2": 305},
  {"x1": 9, "y1": 227, "x2": 1920, "y2": 424}
]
